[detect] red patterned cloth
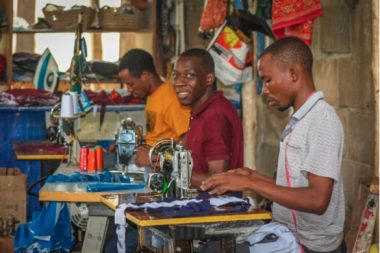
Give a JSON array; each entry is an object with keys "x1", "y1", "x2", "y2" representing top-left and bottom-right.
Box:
[
  {"x1": 199, "y1": 0, "x2": 227, "y2": 31},
  {"x1": 272, "y1": 0, "x2": 323, "y2": 45}
]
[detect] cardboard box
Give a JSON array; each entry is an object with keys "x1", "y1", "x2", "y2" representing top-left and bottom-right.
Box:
[
  {"x1": 0, "y1": 168, "x2": 27, "y2": 238},
  {"x1": 0, "y1": 236, "x2": 14, "y2": 253}
]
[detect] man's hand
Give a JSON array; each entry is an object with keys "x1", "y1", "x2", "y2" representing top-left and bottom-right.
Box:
[
  {"x1": 228, "y1": 167, "x2": 254, "y2": 176},
  {"x1": 135, "y1": 145, "x2": 151, "y2": 167},
  {"x1": 108, "y1": 143, "x2": 117, "y2": 154},
  {"x1": 200, "y1": 169, "x2": 254, "y2": 195}
]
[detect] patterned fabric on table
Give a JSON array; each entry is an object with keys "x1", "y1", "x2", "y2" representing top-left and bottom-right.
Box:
[{"x1": 272, "y1": 0, "x2": 323, "y2": 45}]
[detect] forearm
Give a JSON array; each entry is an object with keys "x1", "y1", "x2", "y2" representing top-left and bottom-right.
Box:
[
  {"x1": 191, "y1": 171, "x2": 208, "y2": 189},
  {"x1": 247, "y1": 178, "x2": 329, "y2": 214},
  {"x1": 192, "y1": 159, "x2": 230, "y2": 189},
  {"x1": 250, "y1": 170, "x2": 276, "y2": 184},
  {"x1": 202, "y1": 170, "x2": 333, "y2": 215}
]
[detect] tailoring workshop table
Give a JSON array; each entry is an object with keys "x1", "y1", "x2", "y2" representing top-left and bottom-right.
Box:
[
  {"x1": 40, "y1": 165, "x2": 272, "y2": 253},
  {"x1": 39, "y1": 163, "x2": 149, "y2": 252},
  {"x1": 100, "y1": 194, "x2": 272, "y2": 253},
  {"x1": 13, "y1": 140, "x2": 68, "y2": 161},
  {"x1": 14, "y1": 140, "x2": 69, "y2": 214},
  {"x1": 39, "y1": 163, "x2": 147, "y2": 202}
]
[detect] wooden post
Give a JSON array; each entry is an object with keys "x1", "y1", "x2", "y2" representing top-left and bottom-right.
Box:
[
  {"x1": 90, "y1": 0, "x2": 102, "y2": 60},
  {"x1": 242, "y1": 32, "x2": 258, "y2": 169},
  {"x1": 372, "y1": 0, "x2": 379, "y2": 177},
  {"x1": 16, "y1": 0, "x2": 35, "y2": 52},
  {"x1": 2, "y1": 0, "x2": 13, "y2": 84}
]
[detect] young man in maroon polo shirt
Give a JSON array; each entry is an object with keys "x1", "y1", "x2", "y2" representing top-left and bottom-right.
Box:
[{"x1": 173, "y1": 48, "x2": 244, "y2": 189}]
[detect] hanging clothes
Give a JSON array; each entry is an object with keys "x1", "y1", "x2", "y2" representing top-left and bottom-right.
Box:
[
  {"x1": 272, "y1": 0, "x2": 323, "y2": 45},
  {"x1": 199, "y1": 0, "x2": 227, "y2": 31}
]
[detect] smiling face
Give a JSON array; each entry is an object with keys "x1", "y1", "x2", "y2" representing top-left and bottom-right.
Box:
[
  {"x1": 258, "y1": 53, "x2": 297, "y2": 111},
  {"x1": 118, "y1": 69, "x2": 151, "y2": 99},
  {"x1": 173, "y1": 56, "x2": 215, "y2": 111}
]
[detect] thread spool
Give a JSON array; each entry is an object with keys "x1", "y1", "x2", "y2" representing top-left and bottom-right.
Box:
[
  {"x1": 95, "y1": 146, "x2": 104, "y2": 171},
  {"x1": 60, "y1": 93, "x2": 74, "y2": 118},
  {"x1": 79, "y1": 146, "x2": 89, "y2": 171},
  {"x1": 87, "y1": 148, "x2": 97, "y2": 172},
  {"x1": 69, "y1": 91, "x2": 79, "y2": 115}
]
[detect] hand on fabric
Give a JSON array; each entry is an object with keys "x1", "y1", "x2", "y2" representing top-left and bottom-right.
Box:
[{"x1": 200, "y1": 171, "x2": 254, "y2": 195}]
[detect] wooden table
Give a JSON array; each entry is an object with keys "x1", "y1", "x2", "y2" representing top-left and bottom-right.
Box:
[
  {"x1": 128, "y1": 209, "x2": 271, "y2": 226},
  {"x1": 13, "y1": 140, "x2": 68, "y2": 160},
  {"x1": 41, "y1": 166, "x2": 272, "y2": 253},
  {"x1": 39, "y1": 164, "x2": 149, "y2": 253},
  {"x1": 99, "y1": 193, "x2": 272, "y2": 253},
  {"x1": 39, "y1": 164, "x2": 147, "y2": 203}
]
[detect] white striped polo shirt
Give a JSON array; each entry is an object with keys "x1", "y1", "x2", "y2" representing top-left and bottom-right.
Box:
[{"x1": 272, "y1": 91, "x2": 345, "y2": 252}]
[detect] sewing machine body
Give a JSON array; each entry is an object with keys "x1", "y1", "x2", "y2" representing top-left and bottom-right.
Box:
[
  {"x1": 114, "y1": 117, "x2": 143, "y2": 173},
  {"x1": 148, "y1": 139, "x2": 196, "y2": 199}
]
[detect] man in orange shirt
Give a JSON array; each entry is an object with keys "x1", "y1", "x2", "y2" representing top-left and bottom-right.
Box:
[
  {"x1": 118, "y1": 49, "x2": 190, "y2": 167},
  {"x1": 106, "y1": 49, "x2": 190, "y2": 253}
]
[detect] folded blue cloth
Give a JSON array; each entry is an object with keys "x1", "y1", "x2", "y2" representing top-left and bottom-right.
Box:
[
  {"x1": 46, "y1": 170, "x2": 131, "y2": 183},
  {"x1": 86, "y1": 183, "x2": 145, "y2": 192},
  {"x1": 122, "y1": 196, "x2": 252, "y2": 218}
]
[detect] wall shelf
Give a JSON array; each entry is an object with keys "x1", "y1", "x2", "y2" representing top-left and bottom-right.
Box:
[
  {"x1": 12, "y1": 28, "x2": 152, "y2": 33},
  {"x1": 1, "y1": 0, "x2": 155, "y2": 86}
]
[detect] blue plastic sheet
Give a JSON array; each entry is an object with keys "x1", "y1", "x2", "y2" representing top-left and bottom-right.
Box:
[
  {"x1": 0, "y1": 108, "x2": 47, "y2": 216},
  {"x1": 14, "y1": 202, "x2": 73, "y2": 253}
]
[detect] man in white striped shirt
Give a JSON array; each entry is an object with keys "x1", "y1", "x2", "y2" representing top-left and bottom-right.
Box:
[{"x1": 201, "y1": 37, "x2": 346, "y2": 253}]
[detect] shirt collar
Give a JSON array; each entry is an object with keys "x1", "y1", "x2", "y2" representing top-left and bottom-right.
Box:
[
  {"x1": 192, "y1": 91, "x2": 224, "y2": 117},
  {"x1": 280, "y1": 91, "x2": 323, "y2": 141},
  {"x1": 292, "y1": 91, "x2": 324, "y2": 121}
]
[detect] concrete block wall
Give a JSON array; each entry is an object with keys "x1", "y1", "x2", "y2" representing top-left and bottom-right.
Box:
[{"x1": 256, "y1": 0, "x2": 375, "y2": 232}]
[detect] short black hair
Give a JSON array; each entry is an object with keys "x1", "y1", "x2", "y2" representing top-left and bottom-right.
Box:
[
  {"x1": 118, "y1": 49, "x2": 156, "y2": 77},
  {"x1": 260, "y1": 37, "x2": 313, "y2": 75},
  {"x1": 179, "y1": 48, "x2": 215, "y2": 73}
]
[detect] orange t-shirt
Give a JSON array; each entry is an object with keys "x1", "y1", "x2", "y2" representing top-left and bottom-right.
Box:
[{"x1": 144, "y1": 82, "x2": 190, "y2": 146}]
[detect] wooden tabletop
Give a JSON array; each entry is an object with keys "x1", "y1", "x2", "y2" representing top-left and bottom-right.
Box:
[
  {"x1": 13, "y1": 140, "x2": 68, "y2": 160},
  {"x1": 98, "y1": 193, "x2": 272, "y2": 227},
  {"x1": 39, "y1": 164, "x2": 272, "y2": 227},
  {"x1": 126, "y1": 208, "x2": 272, "y2": 227},
  {"x1": 39, "y1": 164, "x2": 148, "y2": 202}
]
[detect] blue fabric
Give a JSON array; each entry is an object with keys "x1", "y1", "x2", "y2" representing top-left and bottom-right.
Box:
[
  {"x1": 14, "y1": 202, "x2": 74, "y2": 253},
  {"x1": 86, "y1": 183, "x2": 145, "y2": 192},
  {"x1": 124, "y1": 197, "x2": 252, "y2": 218},
  {"x1": 46, "y1": 171, "x2": 131, "y2": 183}
]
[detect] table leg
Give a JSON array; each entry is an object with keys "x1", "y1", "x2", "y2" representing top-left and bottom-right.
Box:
[{"x1": 220, "y1": 237, "x2": 236, "y2": 253}]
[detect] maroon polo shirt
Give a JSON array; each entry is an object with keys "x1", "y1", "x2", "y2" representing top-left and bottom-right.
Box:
[{"x1": 186, "y1": 91, "x2": 244, "y2": 174}]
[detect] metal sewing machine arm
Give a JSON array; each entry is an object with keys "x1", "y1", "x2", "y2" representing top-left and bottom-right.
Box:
[
  {"x1": 114, "y1": 117, "x2": 143, "y2": 173},
  {"x1": 148, "y1": 139, "x2": 196, "y2": 198}
]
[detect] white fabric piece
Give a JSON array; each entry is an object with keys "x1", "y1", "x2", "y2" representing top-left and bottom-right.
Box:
[
  {"x1": 119, "y1": 198, "x2": 203, "y2": 211},
  {"x1": 246, "y1": 221, "x2": 300, "y2": 253},
  {"x1": 209, "y1": 196, "x2": 254, "y2": 208},
  {"x1": 115, "y1": 203, "x2": 128, "y2": 253}
]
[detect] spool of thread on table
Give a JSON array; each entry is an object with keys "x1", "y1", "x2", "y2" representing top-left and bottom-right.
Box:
[
  {"x1": 87, "y1": 147, "x2": 97, "y2": 172},
  {"x1": 95, "y1": 145, "x2": 104, "y2": 171},
  {"x1": 79, "y1": 146, "x2": 89, "y2": 171},
  {"x1": 69, "y1": 91, "x2": 79, "y2": 115}
]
